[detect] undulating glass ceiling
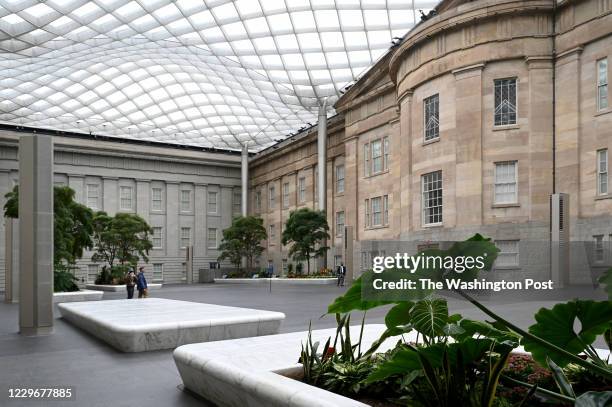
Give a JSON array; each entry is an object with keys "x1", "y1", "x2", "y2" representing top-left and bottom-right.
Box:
[{"x1": 0, "y1": 0, "x2": 436, "y2": 151}]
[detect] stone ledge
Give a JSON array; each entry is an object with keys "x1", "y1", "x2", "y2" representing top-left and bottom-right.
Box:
[
  {"x1": 214, "y1": 278, "x2": 337, "y2": 285},
  {"x1": 58, "y1": 298, "x2": 285, "y2": 352},
  {"x1": 174, "y1": 324, "x2": 401, "y2": 407},
  {"x1": 85, "y1": 283, "x2": 163, "y2": 292},
  {"x1": 53, "y1": 290, "x2": 103, "y2": 304}
]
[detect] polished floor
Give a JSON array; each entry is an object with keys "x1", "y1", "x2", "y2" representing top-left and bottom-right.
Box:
[{"x1": 0, "y1": 283, "x2": 606, "y2": 407}]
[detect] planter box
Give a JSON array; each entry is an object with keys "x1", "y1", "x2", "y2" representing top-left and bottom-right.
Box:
[
  {"x1": 174, "y1": 324, "x2": 406, "y2": 407},
  {"x1": 58, "y1": 298, "x2": 285, "y2": 352},
  {"x1": 214, "y1": 278, "x2": 337, "y2": 285},
  {"x1": 53, "y1": 290, "x2": 103, "y2": 304},
  {"x1": 85, "y1": 283, "x2": 163, "y2": 292}
]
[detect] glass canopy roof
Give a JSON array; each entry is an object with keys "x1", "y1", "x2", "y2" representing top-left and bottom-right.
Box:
[{"x1": 0, "y1": 0, "x2": 435, "y2": 151}]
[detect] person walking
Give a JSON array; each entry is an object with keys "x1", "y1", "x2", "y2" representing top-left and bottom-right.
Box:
[
  {"x1": 136, "y1": 266, "x2": 148, "y2": 298},
  {"x1": 125, "y1": 268, "x2": 136, "y2": 299},
  {"x1": 336, "y1": 263, "x2": 347, "y2": 287}
]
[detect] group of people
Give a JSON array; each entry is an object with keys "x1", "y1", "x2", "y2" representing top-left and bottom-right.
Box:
[{"x1": 125, "y1": 266, "x2": 148, "y2": 299}]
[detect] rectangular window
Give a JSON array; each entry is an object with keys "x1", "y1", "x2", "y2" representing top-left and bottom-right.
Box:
[
  {"x1": 383, "y1": 194, "x2": 389, "y2": 226},
  {"x1": 269, "y1": 185, "x2": 275, "y2": 209},
  {"x1": 424, "y1": 94, "x2": 440, "y2": 141},
  {"x1": 255, "y1": 190, "x2": 262, "y2": 211},
  {"x1": 207, "y1": 191, "x2": 217, "y2": 213},
  {"x1": 597, "y1": 58, "x2": 608, "y2": 111},
  {"x1": 119, "y1": 186, "x2": 133, "y2": 211},
  {"x1": 383, "y1": 136, "x2": 389, "y2": 170},
  {"x1": 269, "y1": 224, "x2": 276, "y2": 244},
  {"x1": 371, "y1": 196, "x2": 382, "y2": 226},
  {"x1": 86, "y1": 184, "x2": 99, "y2": 209},
  {"x1": 598, "y1": 149, "x2": 608, "y2": 195},
  {"x1": 371, "y1": 139, "x2": 383, "y2": 174},
  {"x1": 282, "y1": 182, "x2": 289, "y2": 208},
  {"x1": 364, "y1": 143, "x2": 370, "y2": 176},
  {"x1": 207, "y1": 228, "x2": 217, "y2": 249},
  {"x1": 152, "y1": 226, "x2": 163, "y2": 249},
  {"x1": 496, "y1": 240, "x2": 520, "y2": 268},
  {"x1": 594, "y1": 235, "x2": 604, "y2": 263},
  {"x1": 151, "y1": 187, "x2": 163, "y2": 211},
  {"x1": 336, "y1": 165, "x2": 345, "y2": 194},
  {"x1": 494, "y1": 78, "x2": 517, "y2": 126},
  {"x1": 87, "y1": 264, "x2": 98, "y2": 283},
  {"x1": 336, "y1": 211, "x2": 345, "y2": 237},
  {"x1": 422, "y1": 171, "x2": 443, "y2": 225},
  {"x1": 180, "y1": 190, "x2": 191, "y2": 212},
  {"x1": 495, "y1": 161, "x2": 518, "y2": 204},
  {"x1": 233, "y1": 190, "x2": 241, "y2": 214},
  {"x1": 298, "y1": 177, "x2": 306, "y2": 203},
  {"x1": 153, "y1": 263, "x2": 163, "y2": 281},
  {"x1": 180, "y1": 227, "x2": 191, "y2": 249},
  {"x1": 334, "y1": 255, "x2": 343, "y2": 267},
  {"x1": 365, "y1": 199, "x2": 370, "y2": 228}
]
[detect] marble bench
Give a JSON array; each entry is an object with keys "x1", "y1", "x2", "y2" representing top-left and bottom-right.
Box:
[
  {"x1": 53, "y1": 289, "x2": 104, "y2": 303},
  {"x1": 85, "y1": 283, "x2": 163, "y2": 292},
  {"x1": 58, "y1": 298, "x2": 285, "y2": 352},
  {"x1": 174, "y1": 324, "x2": 406, "y2": 407}
]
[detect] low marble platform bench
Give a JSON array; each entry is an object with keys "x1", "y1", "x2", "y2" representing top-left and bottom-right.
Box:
[
  {"x1": 174, "y1": 324, "x2": 408, "y2": 407},
  {"x1": 58, "y1": 298, "x2": 285, "y2": 352}
]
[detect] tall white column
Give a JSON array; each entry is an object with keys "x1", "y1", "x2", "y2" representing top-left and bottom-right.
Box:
[
  {"x1": 19, "y1": 135, "x2": 54, "y2": 336},
  {"x1": 317, "y1": 101, "x2": 327, "y2": 213},
  {"x1": 241, "y1": 142, "x2": 248, "y2": 217}
]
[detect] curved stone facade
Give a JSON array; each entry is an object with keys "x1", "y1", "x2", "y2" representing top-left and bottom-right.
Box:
[{"x1": 249, "y1": 0, "x2": 612, "y2": 284}]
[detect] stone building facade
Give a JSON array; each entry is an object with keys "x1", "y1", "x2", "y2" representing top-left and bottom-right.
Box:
[
  {"x1": 0, "y1": 131, "x2": 241, "y2": 291},
  {"x1": 248, "y1": 0, "x2": 612, "y2": 284}
]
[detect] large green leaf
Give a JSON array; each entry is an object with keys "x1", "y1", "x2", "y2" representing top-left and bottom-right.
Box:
[
  {"x1": 456, "y1": 319, "x2": 520, "y2": 344},
  {"x1": 327, "y1": 273, "x2": 397, "y2": 314},
  {"x1": 366, "y1": 346, "x2": 422, "y2": 383},
  {"x1": 385, "y1": 301, "x2": 414, "y2": 329},
  {"x1": 523, "y1": 300, "x2": 612, "y2": 367},
  {"x1": 411, "y1": 298, "x2": 449, "y2": 342},
  {"x1": 574, "y1": 391, "x2": 612, "y2": 407}
]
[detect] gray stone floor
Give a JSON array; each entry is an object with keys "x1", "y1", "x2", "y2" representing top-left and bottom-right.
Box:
[{"x1": 0, "y1": 283, "x2": 606, "y2": 407}]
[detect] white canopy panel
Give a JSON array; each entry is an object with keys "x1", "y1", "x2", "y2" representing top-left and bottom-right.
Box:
[{"x1": 0, "y1": 0, "x2": 435, "y2": 151}]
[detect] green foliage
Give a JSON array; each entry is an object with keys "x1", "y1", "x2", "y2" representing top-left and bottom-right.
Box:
[
  {"x1": 95, "y1": 265, "x2": 129, "y2": 285},
  {"x1": 281, "y1": 208, "x2": 330, "y2": 275},
  {"x1": 523, "y1": 300, "x2": 612, "y2": 368},
  {"x1": 4, "y1": 185, "x2": 94, "y2": 267},
  {"x1": 53, "y1": 264, "x2": 79, "y2": 293},
  {"x1": 91, "y1": 212, "x2": 153, "y2": 268},
  {"x1": 218, "y1": 216, "x2": 267, "y2": 273}
]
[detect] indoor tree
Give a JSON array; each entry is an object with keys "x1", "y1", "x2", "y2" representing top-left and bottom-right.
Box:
[
  {"x1": 4, "y1": 185, "x2": 94, "y2": 292},
  {"x1": 91, "y1": 212, "x2": 153, "y2": 283},
  {"x1": 218, "y1": 215, "x2": 267, "y2": 274},
  {"x1": 281, "y1": 208, "x2": 330, "y2": 275}
]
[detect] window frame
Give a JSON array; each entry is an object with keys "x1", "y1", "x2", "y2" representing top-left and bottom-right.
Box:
[
  {"x1": 207, "y1": 191, "x2": 218, "y2": 214},
  {"x1": 422, "y1": 170, "x2": 443, "y2": 226},
  {"x1": 152, "y1": 226, "x2": 163, "y2": 249},
  {"x1": 336, "y1": 211, "x2": 345, "y2": 237},
  {"x1": 495, "y1": 240, "x2": 520, "y2": 268},
  {"x1": 151, "y1": 187, "x2": 163, "y2": 211},
  {"x1": 180, "y1": 227, "x2": 191, "y2": 249},
  {"x1": 597, "y1": 149, "x2": 608, "y2": 196},
  {"x1": 298, "y1": 177, "x2": 306, "y2": 203},
  {"x1": 494, "y1": 161, "x2": 519, "y2": 204},
  {"x1": 423, "y1": 93, "x2": 440, "y2": 142},
  {"x1": 269, "y1": 185, "x2": 276, "y2": 209},
  {"x1": 255, "y1": 190, "x2": 262, "y2": 211},
  {"x1": 180, "y1": 189, "x2": 192, "y2": 212},
  {"x1": 119, "y1": 185, "x2": 133, "y2": 211},
  {"x1": 207, "y1": 228, "x2": 218, "y2": 249},
  {"x1": 269, "y1": 223, "x2": 276, "y2": 245},
  {"x1": 86, "y1": 183, "x2": 99, "y2": 210},
  {"x1": 233, "y1": 190, "x2": 241, "y2": 215},
  {"x1": 335, "y1": 164, "x2": 345, "y2": 194},
  {"x1": 365, "y1": 198, "x2": 370, "y2": 228},
  {"x1": 282, "y1": 182, "x2": 290, "y2": 208},
  {"x1": 594, "y1": 235, "x2": 604, "y2": 263},
  {"x1": 493, "y1": 78, "x2": 518, "y2": 126},
  {"x1": 152, "y1": 263, "x2": 164, "y2": 282},
  {"x1": 597, "y1": 58, "x2": 608, "y2": 111}
]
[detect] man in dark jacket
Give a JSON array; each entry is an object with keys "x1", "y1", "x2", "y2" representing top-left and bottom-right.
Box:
[
  {"x1": 136, "y1": 266, "x2": 148, "y2": 298},
  {"x1": 336, "y1": 263, "x2": 347, "y2": 287},
  {"x1": 125, "y1": 268, "x2": 136, "y2": 299}
]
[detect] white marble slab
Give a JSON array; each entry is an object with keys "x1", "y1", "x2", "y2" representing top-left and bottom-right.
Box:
[
  {"x1": 53, "y1": 290, "x2": 103, "y2": 303},
  {"x1": 174, "y1": 324, "x2": 412, "y2": 407},
  {"x1": 214, "y1": 278, "x2": 337, "y2": 285},
  {"x1": 85, "y1": 283, "x2": 163, "y2": 292},
  {"x1": 58, "y1": 298, "x2": 285, "y2": 352}
]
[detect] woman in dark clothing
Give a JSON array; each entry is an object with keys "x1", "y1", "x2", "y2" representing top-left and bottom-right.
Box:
[
  {"x1": 125, "y1": 268, "x2": 137, "y2": 299},
  {"x1": 136, "y1": 266, "x2": 148, "y2": 298}
]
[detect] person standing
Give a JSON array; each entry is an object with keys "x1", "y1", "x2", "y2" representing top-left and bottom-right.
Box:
[
  {"x1": 125, "y1": 268, "x2": 136, "y2": 299},
  {"x1": 136, "y1": 266, "x2": 148, "y2": 298},
  {"x1": 336, "y1": 263, "x2": 347, "y2": 287}
]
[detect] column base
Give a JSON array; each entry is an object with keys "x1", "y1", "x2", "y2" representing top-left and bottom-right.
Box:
[{"x1": 20, "y1": 326, "x2": 54, "y2": 336}]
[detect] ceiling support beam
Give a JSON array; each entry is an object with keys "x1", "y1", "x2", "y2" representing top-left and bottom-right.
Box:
[{"x1": 241, "y1": 142, "x2": 248, "y2": 217}]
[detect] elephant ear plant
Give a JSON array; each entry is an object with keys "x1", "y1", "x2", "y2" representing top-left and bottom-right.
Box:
[{"x1": 300, "y1": 235, "x2": 612, "y2": 406}]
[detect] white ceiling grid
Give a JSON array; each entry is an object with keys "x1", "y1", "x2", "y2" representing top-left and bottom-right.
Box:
[{"x1": 0, "y1": 0, "x2": 435, "y2": 151}]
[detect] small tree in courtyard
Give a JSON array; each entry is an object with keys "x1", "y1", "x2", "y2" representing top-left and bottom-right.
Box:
[
  {"x1": 91, "y1": 212, "x2": 153, "y2": 281},
  {"x1": 4, "y1": 185, "x2": 94, "y2": 292},
  {"x1": 281, "y1": 208, "x2": 330, "y2": 275},
  {"x1": 218, "y1": 216, "x2": 267, "y2": 274}
]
